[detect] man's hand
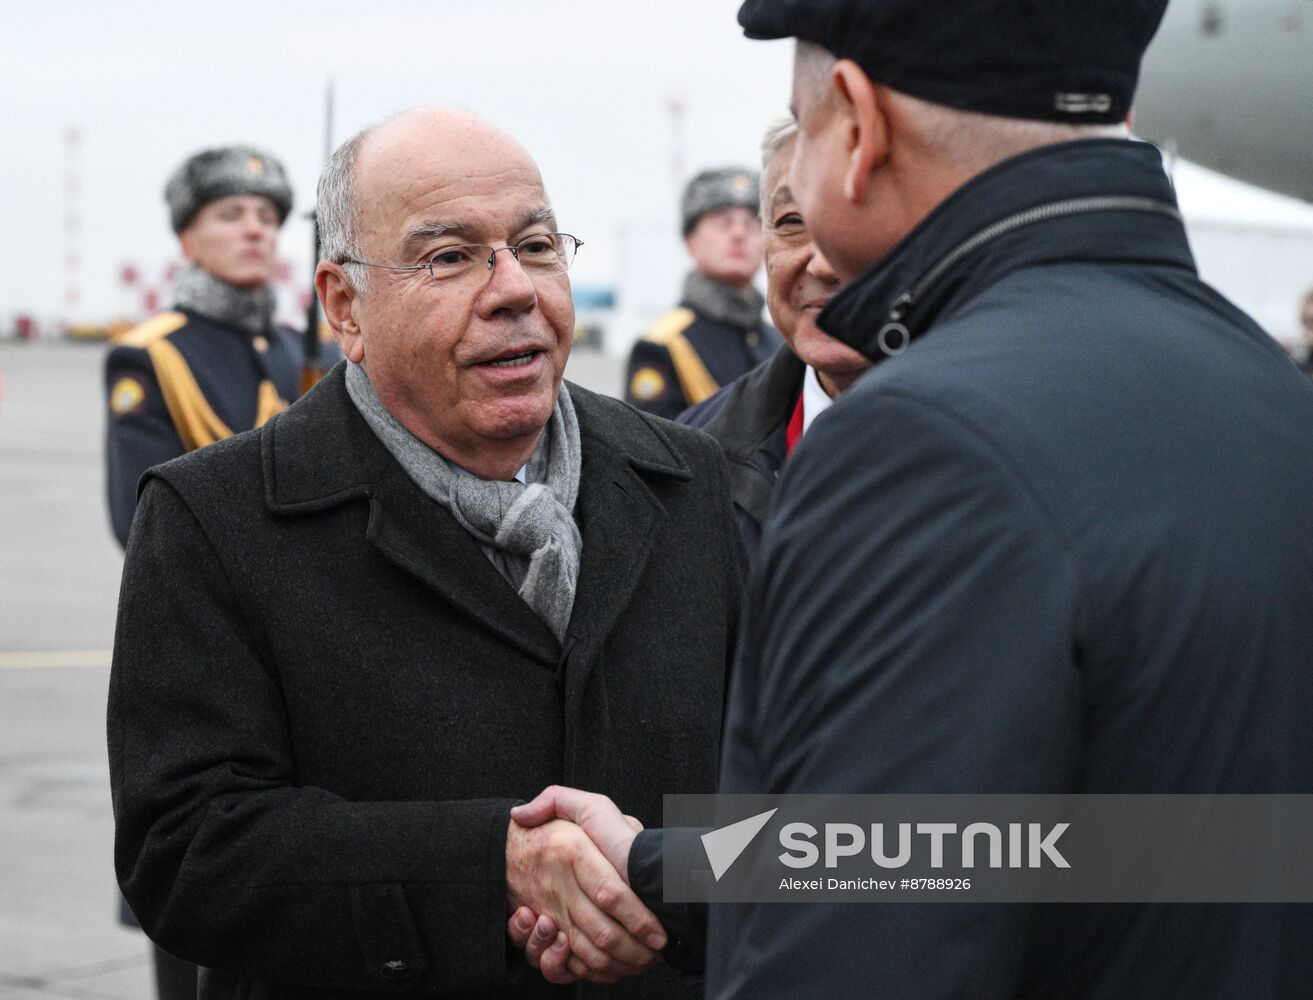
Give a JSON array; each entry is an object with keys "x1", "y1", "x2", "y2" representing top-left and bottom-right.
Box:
[
  {"x1": 507, "y1": 788, "x2": 650, "y2": 982},
  {"x1": 511, "y1": 786, "x2": 644, "y2": 883},
  {"x1": 505, "y1": 816, "x2": 664, "y2": 983},
  {"x1": 508, "y1": 907, "x2": 577, "y2": 984}
]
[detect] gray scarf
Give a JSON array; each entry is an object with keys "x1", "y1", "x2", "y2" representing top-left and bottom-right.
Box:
[
  {"x1": 172, "y1": 264, "x2": 276, "y2": 336},
  {"x1": 345, "y1": 361, "x2": 582, "y2": 643},
  {"x1": 681, "y1": 269, "x2": 765, "y2": 331}
]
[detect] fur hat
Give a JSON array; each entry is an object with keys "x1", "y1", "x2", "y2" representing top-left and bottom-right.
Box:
[
  {"x1": 165, "y1": 146, "x2": 293, "y2": 233},
  {"x1": 682, "y1": 167, "x2": 760, "y2": 235}
]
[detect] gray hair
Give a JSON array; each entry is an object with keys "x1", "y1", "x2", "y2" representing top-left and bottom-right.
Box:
[
  {"x1": 760, "y1": 115, "x2": 799, "y2": 216},
  {"x1": 890, "y1": 91, "x2": 1129, "y2": 170},
  {"x1": 316, "y1": 123, "x2": 380, "y2": 293},
  {"x1": 761, "y1": 115, "x2": 798, "y2": 171}
]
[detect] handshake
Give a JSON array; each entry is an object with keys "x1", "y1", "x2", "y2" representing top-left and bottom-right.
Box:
[{"x1": 504, "y1": 786, "x2": 665, "y2": 985}]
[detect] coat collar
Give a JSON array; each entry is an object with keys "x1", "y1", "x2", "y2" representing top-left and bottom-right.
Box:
[
  {"x1": 819, "y1": 139, "x2": 1197, "y2": 363},
  {"x1": 699, "y1": 347, "x2": 803, "y2": 527},
  {"x1": 561, "y1": 382, "x2": 692, "y2": 651},
  {"x1": 700, "y1": 346, "x2": 804, "y2": 464},
  {"x1": 261, "y1": 366, "x2": 692, "y2": 666}
]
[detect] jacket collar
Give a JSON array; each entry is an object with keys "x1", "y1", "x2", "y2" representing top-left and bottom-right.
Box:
[
  {"x1": 701, "y1": 346, "x2": 804, "y2": 465},
  {"x1": 819, "y1": 139, "x2": 1197, "y2": 363},
  {"x1": 699, "y1": 347, "x2": 803, "y2": 528},
  {"x1": 261, "y1": 365, "x2": 692, "y2": 667}
]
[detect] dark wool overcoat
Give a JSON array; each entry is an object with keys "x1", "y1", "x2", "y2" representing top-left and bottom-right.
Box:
[
  {"x1": 108, "y1": 366, "x2": 743, "y2": 1000},
  {"x1": 711, "y1": 140, "x2": 1313, "y2": 997},
  {"x1": 679, "y1": 346, "x2": 806, "y2": 566}
]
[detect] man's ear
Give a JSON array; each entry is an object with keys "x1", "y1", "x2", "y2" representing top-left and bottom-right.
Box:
[
  {"x1": 315, "y1": 262, "x2": 364, "y2": 364},
  {"x1": 832, "y1": 60, "x2": 889, "y2": 205}
]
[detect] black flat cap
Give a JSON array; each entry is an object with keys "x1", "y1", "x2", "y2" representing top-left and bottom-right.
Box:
[{"x1": 738, "y1": 0, "x2": 1169, "y2": 124}]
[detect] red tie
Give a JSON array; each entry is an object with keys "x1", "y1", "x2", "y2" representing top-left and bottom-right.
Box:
[{"x1": 785, "y1": 393, "x2": 805, "y2": 457}]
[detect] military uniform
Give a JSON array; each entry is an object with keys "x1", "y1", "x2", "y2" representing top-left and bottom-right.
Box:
[
  {"x1": 625, "y1": 166, "x2": 781, "y2": 419},
  {"x1": 102, "y1": 143, "x2": 336, "y2": 551},
  {"x1": 625, "y1": 302, "x2": 779, "y2": 420},
  {"x1": 105, "y1": 308, "x2": 322, "y2": 547}
]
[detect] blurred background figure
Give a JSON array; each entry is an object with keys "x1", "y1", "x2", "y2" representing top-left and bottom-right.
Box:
[
  {"x1": 1298, "y1": 287, "x2": 1313, "y2": 378},
  {"x1": 681, "y1": 116, "x2": 871, "y2": 561},
  {"x1": 103, "y1": 146, "x2": 334, "y2": 550},
  {"x1": 623, "y1": 166, "x2": 780, "y2": 418},
  {"x1": 101, "y1": 144, "x2": 322, "y2": 1000}
]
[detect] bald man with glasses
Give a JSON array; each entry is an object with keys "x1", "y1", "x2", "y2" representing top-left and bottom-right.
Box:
[{"x1": 108, "y1": 107, "x2": 743, "y2": 1000}]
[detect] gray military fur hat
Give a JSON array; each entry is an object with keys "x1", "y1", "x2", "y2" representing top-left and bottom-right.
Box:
[
  {"x1": 164, "y1": 146, "x2": 293, "y2": 233},
  {"x1": 681, "y1": 167, "x2": 760, "y2": 235}
]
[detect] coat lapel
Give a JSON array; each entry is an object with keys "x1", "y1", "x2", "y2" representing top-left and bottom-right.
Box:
[
  {"x1": 263, "y1": 366, "x2": 560, "y2": 668},
  {"x1": 565, "y1": 384, "x2": 693, "y2": 650},
  {"x1": 569, "y1": 450, "x2": 662, "y2": 649},
  {"x1": 364, "y1": 471, "x2": 561, "y2": 668}
]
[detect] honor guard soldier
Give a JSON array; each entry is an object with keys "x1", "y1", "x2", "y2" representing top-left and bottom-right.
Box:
[
  {"x1": 624, "y1": 167, "x2": 782, "y2": 419},
  {"x1": 104, "y1": 145, "x2": 336, "y2": 549}
]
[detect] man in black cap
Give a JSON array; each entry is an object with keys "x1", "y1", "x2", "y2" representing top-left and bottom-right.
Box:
[
  {"x1": 509, "y1": 0, "x2": 1313, "y2": 995},
  {"x1": 623, "y1": 167, "x2": 781, "y2": 419},
  {"x1": 104, "y1": 145, "x2": 334, "y2": 549},
  {"x1": 706, "y1": 0, "x2": 1313, "y2": 995}
]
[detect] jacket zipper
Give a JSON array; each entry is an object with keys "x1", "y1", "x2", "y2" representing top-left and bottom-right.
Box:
[{"x1": 875, "y1": 195, "x2": 1184, "y2": 356}]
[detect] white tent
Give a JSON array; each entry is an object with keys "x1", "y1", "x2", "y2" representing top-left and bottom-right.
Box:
[
  {"x1": 1169, "y1": 158, "x2": 1313, "y2": 347},
  {"x1": 610, "y1": 155, "x2": 1313, "y2": 358}
]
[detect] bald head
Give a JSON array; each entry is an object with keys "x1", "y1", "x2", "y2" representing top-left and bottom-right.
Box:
[
  {"x1": 312, "y1": 105, "x2": 575, "y2": 482},
  {"x1": 351, "y1": 109, "x2": 549, "y2": 274},
  {"x1": 318, "y1": 108, "x2": 549, "y2": 292}
]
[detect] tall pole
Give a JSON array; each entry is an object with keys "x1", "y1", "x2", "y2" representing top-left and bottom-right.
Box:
[
  {"x1": 301, "y1": 79, "x2": 335, "y2": 393},
  {"x1": 667, "y1": 98, "x2": 686, "y2": 188},
  {"x1": 63, "y1": 127, "x2": 82, "y2": 332}
]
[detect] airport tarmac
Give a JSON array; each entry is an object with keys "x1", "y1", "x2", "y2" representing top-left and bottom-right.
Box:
[{"x1": 0, "y1": 339, "x2": 623, "y2": 999}]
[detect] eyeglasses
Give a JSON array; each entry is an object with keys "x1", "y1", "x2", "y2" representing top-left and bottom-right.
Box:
[{"x1": 343, "y1": 232, "x2": 583, "y2": 286}]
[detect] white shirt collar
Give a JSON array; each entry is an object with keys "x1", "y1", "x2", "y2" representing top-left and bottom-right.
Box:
[{"x1": 801, "y1": 365, "x2": 835, "y2": 437}]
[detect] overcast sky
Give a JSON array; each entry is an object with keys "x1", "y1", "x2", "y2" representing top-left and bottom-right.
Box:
[{"x1": 0, "y1": 0, "x2": 794, "y2": 324}]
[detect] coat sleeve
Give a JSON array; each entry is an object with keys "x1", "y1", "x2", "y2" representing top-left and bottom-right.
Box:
[
  {"x1": 710, "y1": 387, "x2": 1084, "y2": 999},
  {"x1": 104, "y1": 345, "x2": 186, "y2": 548},
  {"x1": 109, "y1": 476, "x2": 522, "y2": 994}
]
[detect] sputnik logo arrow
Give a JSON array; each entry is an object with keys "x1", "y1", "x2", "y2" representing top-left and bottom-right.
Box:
[{"x1": 701, "y1": 808, "x2": 778, "y2": 881}]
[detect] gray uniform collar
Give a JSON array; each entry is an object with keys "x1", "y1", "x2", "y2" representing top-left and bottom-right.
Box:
[
  {"x1": 172, "y1": 264, "x2": 275, "y2": 336},
  {"x1": 680, "y1": 270, "x2": 765, "y2": 331}
]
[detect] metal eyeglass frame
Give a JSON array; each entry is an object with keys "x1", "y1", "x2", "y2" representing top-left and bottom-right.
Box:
[{"x1": 341, "y1": 233, "x2": 584, "y2": 279}]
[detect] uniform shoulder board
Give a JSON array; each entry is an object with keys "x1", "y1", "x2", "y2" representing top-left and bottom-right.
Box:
[
  {"x1": 113, "y1": 311, "x2": 188, "y2": 348},
  {"x1": 641, "y1": 307, "x2": 697, "y2": 346}
]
